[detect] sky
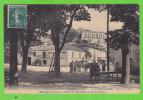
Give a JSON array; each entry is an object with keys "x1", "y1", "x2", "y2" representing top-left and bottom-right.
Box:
[{"x1": 72, "y1": 9, "x2": 123, "y2": 33}]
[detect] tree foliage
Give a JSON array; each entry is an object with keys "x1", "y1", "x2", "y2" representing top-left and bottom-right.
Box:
[
  {"x1": 108, "y1": 29, "x2": 139, "y2": 50},
  {"x1": 107, "y1": 4, "x2": 139, "y2": 50}
]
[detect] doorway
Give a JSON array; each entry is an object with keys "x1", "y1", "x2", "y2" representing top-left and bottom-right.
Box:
[{"x1": 28, "y1": 57, "x2": 31, "y2": 65}]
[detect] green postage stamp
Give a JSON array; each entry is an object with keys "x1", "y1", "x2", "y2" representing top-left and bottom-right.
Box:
[{"x1": 8, "y1": 5, "x2": 27, "y2": 28}]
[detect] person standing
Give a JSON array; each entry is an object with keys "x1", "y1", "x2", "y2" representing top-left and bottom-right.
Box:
[
  {"x1": 69, "y1": 61, "x2": 73, "y2": 73},
  {"x1": 89, "y1": 61, "x2": 100, "y2": 81},
  {"x1": 102, "y1": 61, "x2": 106, "y2": 71},
  {"x1": 73, "y1": 60, "x2": 77, "y2": 72}
]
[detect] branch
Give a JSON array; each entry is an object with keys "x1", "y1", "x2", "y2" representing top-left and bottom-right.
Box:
[
  {"x1": 51, "y1": 28, "x2": 57, "y2": 46},
  {"x1": 59, "y1": 5, "x2": 79, "y2": 52},
  {"x1": 25, "y1": 29, "x2": 34, "y2": 49},
  {"x1": 20, "y1": 33, "x2": 25, "y2": 50}
]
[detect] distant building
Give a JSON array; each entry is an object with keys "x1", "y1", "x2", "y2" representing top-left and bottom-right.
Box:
[{"x1": 77, "y1": 28, "x2": 107, "y2": 48}]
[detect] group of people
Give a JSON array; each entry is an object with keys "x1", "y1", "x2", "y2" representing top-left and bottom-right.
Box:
[{"x1": 69, "y1": 60, "x2": 106, "y2": 81}]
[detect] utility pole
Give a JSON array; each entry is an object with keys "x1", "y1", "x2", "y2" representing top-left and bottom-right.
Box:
[{"x1": 107, "y1": 7, "x2": 110, "y2": 71}]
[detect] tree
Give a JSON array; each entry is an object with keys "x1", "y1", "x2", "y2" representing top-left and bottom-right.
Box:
[
  {"x1": 4, "y1": 5, "x2": 19, "y2": 86},
  {"x1": 39, "y1": 5, "x2": 90, "y2": 77},
  {"x1": 60, "y1": 28, "x2": 78, "y2": 43},
  {"x1": 107, "y1": 5, "x2": 139, "y2": 84},
  {"x1": 9, "y1": 29, "x2": 19, "y2": 86},
  {"x1": 88, "y1": 4, "x2": 139, "y2": 84},
  {"x1": 20, "y1": 5, "x2": 48, "y2": 73},
  {"x1": 53, "y1": 5, "x2": 90, "y2": 76},
  {"x1": 4, "y1": 5, "x2": 48, "y2": 73}
]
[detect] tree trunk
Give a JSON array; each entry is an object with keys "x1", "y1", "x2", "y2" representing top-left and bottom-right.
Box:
[
  {"x1": 54, "y1": 35, "x2": 61, "y2": 77},
  {"x1": 121, "y1": 44, "x2": 130, "y2": 84},
  {"x1": 9, "y1": 30, "x2": 18, "y2": 86},
  {"x1": 21, "y1": 47, "x2": 29, "y2": 73},
  {"x1": 125, "y1": 54, "x2": 130, "y2": 84},
  {"x1": 20, "y1": 29, "x2": 32, "y2": 73},
  {"x1": 54, "y1": 49, "x2": 60, "y2": 77}
]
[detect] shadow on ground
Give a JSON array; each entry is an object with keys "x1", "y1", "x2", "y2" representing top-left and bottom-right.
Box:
[{"x1": 4, "y1": 66, "x2": 140, "y2": 91}]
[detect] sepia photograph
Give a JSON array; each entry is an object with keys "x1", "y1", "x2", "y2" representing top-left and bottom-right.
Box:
[{"x1": 4, "y1": 4, "x2": 140, "y2": 94}]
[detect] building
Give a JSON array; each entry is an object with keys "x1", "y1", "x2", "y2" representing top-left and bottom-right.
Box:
[
  {"x1": 18, "y1": 44, "x2": 85, "y2": 67},
  {"x1": 76, "y1": 28, "x2": 107, "y2": 69},
  {"x1": 78, "y1": 28, "x2": 140, "y2": 73},
  {"x1": 77, "y1": 28, "x2": 107, "y2": 48},
  {"x1": 109, "y1": 44, "x2": 140, "y2": 74},
  {"x1": 18, "y1": 28, "x2": 107, "y2": 68},
  {"x1": 18, "y1": 43, "x2": 107, "y2": 67}
]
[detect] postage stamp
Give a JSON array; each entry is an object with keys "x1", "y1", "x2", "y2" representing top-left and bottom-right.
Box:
[{"x1": 8, "y1": 5, "x2": 27, "y2": 28}]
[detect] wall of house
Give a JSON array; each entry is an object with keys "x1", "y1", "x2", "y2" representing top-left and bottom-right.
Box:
[
  {"x1": 18, "y1": 49, "x2": 85, "y2": 67},
  {"x1": 18, "y1": 50, "x2": 48, "y2": 66},
  {"x1": 88, "y1": 48, "x2": 106, "y2": 62},
  {"x1": 109, "y1": 44, "x2": 140, "y2": 74},
  {"x1": 81, "y1": 31, "x2": 107, "y2": 48},
  {"x1": 67, "y1": 50, "x2": 85, "y2": 65},
  {"x1": 46, "y1": 50, "x2": 69, "y2": 67},
  {"x1": 18, "y1": 53, "x2": 23, "y2": 64}
]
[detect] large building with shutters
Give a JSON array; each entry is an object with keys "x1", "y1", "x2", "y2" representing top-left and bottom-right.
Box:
[{"x1": 18, "y1": 44, "x2": 85, "y2": 67}]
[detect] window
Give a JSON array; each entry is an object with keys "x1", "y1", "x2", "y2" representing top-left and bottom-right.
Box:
[
  {"x1": 89, "y1": 34, "x2": 91, "y2": 38},
  {"x1": 33, "y1": 52, "x2": 36, "y2": 57},
  {"x1": 96, "y1": 34, "x2": 98, "y2": 39},
  {"x1": 93, "y1": 34, "x2": 95, "y2": 38},
  {"x1": 101, "y1": 34, "x2": 103, "y2": 39},
  {"x1": 88, "y1": 34, "x2": 90, "y2": 38},
  {"x1": 48, "y1": 52, "x2": 53, "y2": 54},
  {"x1": 43, "y1": 52, "x2": 46, "y2": 58},
  {"x1": 99, "y1": 34, "x2": 102, "y2": 39},
  {"x1": 72, "y1": 52, "x2": 74, "y2": 58},
  {"x1": 92, "y1": 34, "x2": 94, "y2": 38},
  {"x1": 85, "y1": 33, "x2": 87, "y2": 38},
  {"x1": 43, "y1": 60, "x2": 47, "y2": 65},
  {"x1": 62, "y1": 51, "x2": 66, "y2": 54}
]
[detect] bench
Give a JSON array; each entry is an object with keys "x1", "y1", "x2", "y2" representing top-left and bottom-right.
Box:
[{"x1": 95, "y1": 71, "x2": 119, "y2": 81}]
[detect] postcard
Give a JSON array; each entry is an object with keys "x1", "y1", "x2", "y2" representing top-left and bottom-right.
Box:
[{"x1": 0, "y1": 0, "x2": 143, "y2": 100}]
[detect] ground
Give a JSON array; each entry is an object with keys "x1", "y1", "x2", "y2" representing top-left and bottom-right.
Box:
[{"x1": 4, "y1": 64, "x2": 140, "y2": 94}]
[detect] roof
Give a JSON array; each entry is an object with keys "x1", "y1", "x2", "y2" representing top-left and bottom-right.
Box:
[
  {"x1": 63, "y1": 45, "x2": 85, "y2": 52},
  {"x1": 29, "y1": 45, "x2": 53, "y2": 51},
  {"x1": 71, "y1": 43, "x2": 106, "y2": 52},
  {"x1": 29, "y1": 44, "x2": 85, "y2": 52},
  {"x1": 29, "y1": 42, "x2": 106, "y2": 53},
  {"x1": 78, "y1": 28, "x2": 105, "y2": 34}
]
